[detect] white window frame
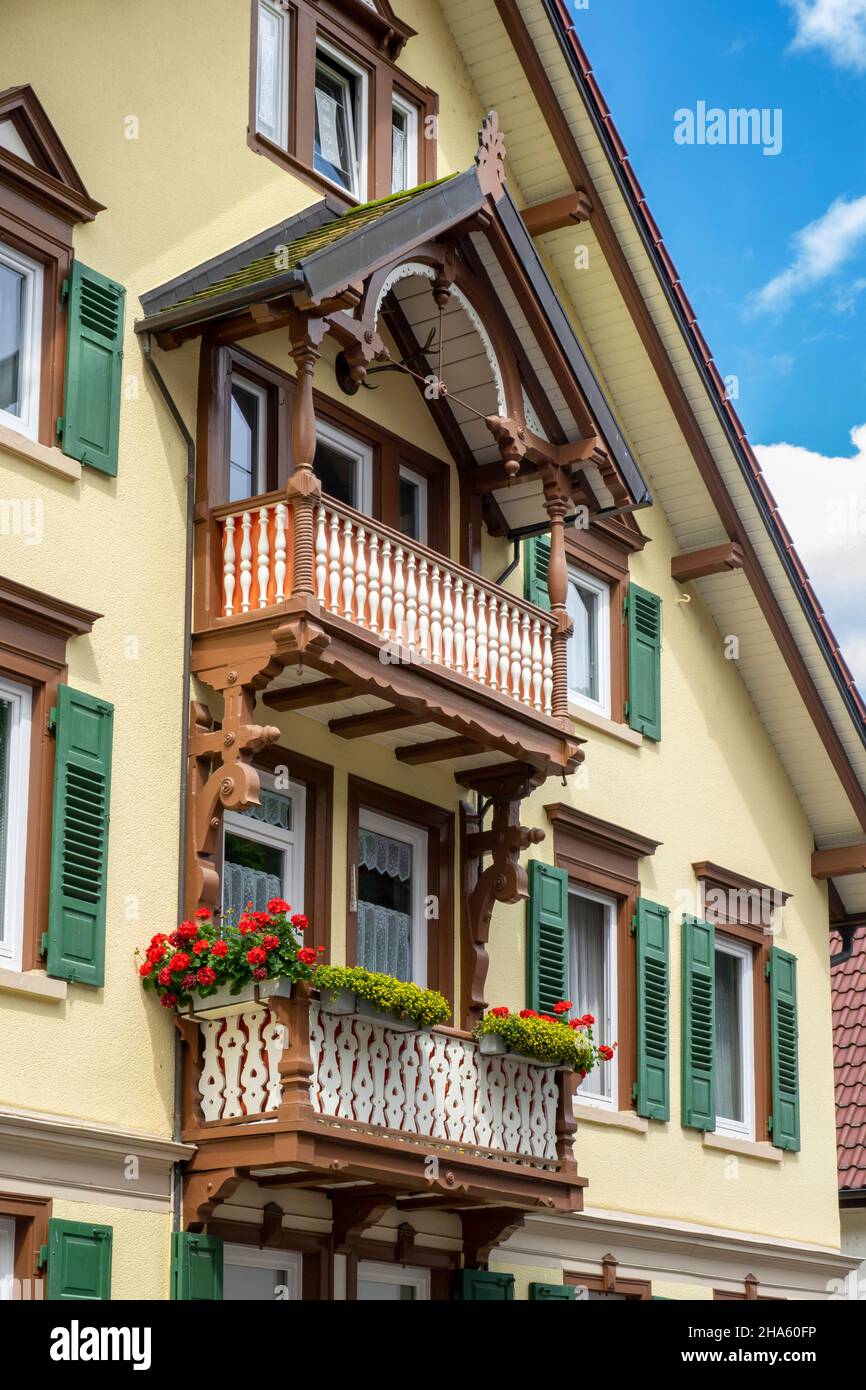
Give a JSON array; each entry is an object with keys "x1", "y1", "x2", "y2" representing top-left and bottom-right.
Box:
[
  {"x1": 224, "y1": 1243, "x2": 302, "y2": 1301},
  {"x1": 222, "y1": 769, "x2": 306, "y2": 916},
  {"x1": 255, "y1": 0, "x2": 290, "y2": 149},
  {"x1": 357, "y1": 807, "x2": 428, "y2": 987},
  {"x1": 566, "y1": 563, "x2": 611, "y2": 719},
  {"x1": 713, "y1": 934, "x2": 755, "y2": 1142},
  {"x1": 0, "y1": 242, "x2": 43, "y2": 442},
  {"x1": 390, "y1": 92, "x2": 418, "y2": 194},
  {"x1": 568, "y1": 884, "x2": 617, "y2": 1112},
  {"x1": 0, "y1": 675, "x2": 32, "y2": 973},
  {"x1": 314, "y1": 40, "x2": 369, "y2": 200},
  {"x1": 229, "y1": 372, "x2": 269, "y2": 502},
  {"x1": 356, "y1": 1259, "x2": 431, "y2": 1301},
  {"x1": 0, "y1": 1216, "x2": 14, "y2": 1301},
  {"x1": 315, "y1": 418, "x2": 373, "y2": 515},
  {"x1": 398, "y1": 462, "x2": 428, "y2": 544}
]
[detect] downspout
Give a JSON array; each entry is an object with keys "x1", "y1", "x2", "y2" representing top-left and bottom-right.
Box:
[{"x1": 141, "y1": 331, "x2": 196, "y2": 1234}]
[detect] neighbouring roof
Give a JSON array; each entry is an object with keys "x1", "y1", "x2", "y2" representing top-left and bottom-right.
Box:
[{"x1": 832, "y1": 928, "x2": 866, "y2": 1194}]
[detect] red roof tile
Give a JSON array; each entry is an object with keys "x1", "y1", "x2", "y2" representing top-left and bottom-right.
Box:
[{"x1": 831, "y1": 928, "x2": 866, "y2": 1192}]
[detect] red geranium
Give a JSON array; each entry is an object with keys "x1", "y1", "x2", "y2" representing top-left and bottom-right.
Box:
[
  {"x1": 291, "y1": 913, "x2": 309, "y2": 931},
  {"x1": 146, "y1": 945, "x2": 164, "y2": 964},
  {"x1": 211, "y1": 939, "x2": 228, "y2": 958},
  {"x1": 197, "y1": 966, "x2": 217, "y2": 987},
  {"x1": 168, "y1": 952, "x2": 191, "y2": 973},
  {"x1": 297, "y1": 947, "x2": 317, "y2": 965},
  {"x1": 158, "y1": 967, "x2": 172, "y2": 986},
  {"x1": 237, "y1": 916, "x2": 256, "y2": 935},
  {"x1": 267, "y1": 898, "x2": 290, "y2": 914},
  {"x1": 598, "y1": 1045, "x2": 614, "y2": 1061},
  {"x1": 139, "y1": 962, "x2": 152, "y2": 977},
  {"x1": 490, "y1": 1005, "x2": 509, "y2": 1017},
  {"x1": 195, "y1": 908, "x2": 211, "y2": 920},
  {"x1": 553, "y1": 1000, "x2": 571, "y2": 1014},
  {"x1": 261, "y1": 935, "x2": 280, "y2": 952},
  {"x1": 161, "y1": 994, "x2": 177, "y2": 1009},
  {"x1": 252, "y1": 967, "x2": 268, "y2": 981},
  {"x1": 519, "y1": 1009, "x2": 537, "y2": 1019},
  {"x1": 247, "y1": 946, "x2": 267, "y2": 965},
  {"x1": 581, "y1": 1014, "x2": 595, "y2": 1026},
  {"x1": 193, "y1": 939, "x2": 210, "y2": 956},
  {"x1": 176, "y1": 921, "x2": 198, "y2": 941}
]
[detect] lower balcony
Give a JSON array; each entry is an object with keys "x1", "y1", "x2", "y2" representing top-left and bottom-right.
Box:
[{"x1": 177, "y1": 983, "x2": 585, "y2": 1225}]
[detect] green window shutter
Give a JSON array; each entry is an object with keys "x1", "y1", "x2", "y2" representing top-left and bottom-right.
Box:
[
  {"x1": 60, "y1": 261, "x2": 125, "y2": 475},
  {"x1": 171, "y1": 1232, "x2": 224, "y2": 1300},
  {"x1": 529, "y1": 1281, "x2": 576, "y2": 1300},
  {"x1": 769, "y1": 946, "x2": 800, "y2": 1151},
  {"x1": 453, "y1": 1270, "x2": 514, "y2": 1301},
  {"x1": 626, "y1": 583, "x2": 662, "y2": 739},
  {"x1": 526, "y1": 860, "x2": 569, "y2": 1014},
  {"x1": 681, "y1": 915, "x2": 715, "y2": 1130},
  {"x1": 46, "y1": 686, "x2": 114, "y2": 985},
  {"x1": 46, "y1": 1218, "x2": 112, "y2": 1299},
  {"x1": 634, "y1": 897, "x2": 670, "y2": 1120},
  {"x1": 523, "y1": 534, "x2": 551, "y2": 610}
]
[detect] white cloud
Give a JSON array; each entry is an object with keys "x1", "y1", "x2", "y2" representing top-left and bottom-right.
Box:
[
  {"x1": 750, "y1": 193, "x2": 866, "y2": 313},
  {"x1": 785, "y1": 0, "x2": 866, "y2": 72},
  {"x1": 755, "y1": 424, "x2": 866, "y2": 689}
]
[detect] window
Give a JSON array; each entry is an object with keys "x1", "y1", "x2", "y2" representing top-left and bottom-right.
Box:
[
  {"x1": 229, "y1": 373, "x2": 268, "y2": 501},
  {"x1": 398, "y1": 462, "x2": 428, "y2": 542},
  {"x1": 0, "y1": 243, "x2": 42, "y2": 441},
  {"x1": 0, "y1": 1217, "x2": 13, "y2": 1301},
  {"x1": 357, "y1": 1260, "x2": 430, "y2": 1300},
  {"x1": 568, "y1": 886, "x2": 617, "y2": 1108},
  {"x1": 314, "y1": 44, "x2": 368, "y2": 199},
  {"x1": 223, "y1": 1244, "x2": 301, "y2": 1301},
  {"x1": 566, "y1": 564, "x2": 610, "y2": 717},
  {"x1": 314, "y1": 419, "x2": 373, "y2": 513},
  {"x1": 391, "y1": 93, "x2": 418, "y2": 194},
  {"x1": 356, "y1": 808, "x2": 428, "y2": 984},
  {"x1": 255, "y1": 0, "x2": 290, "y2": 148},
  {"x1": 222, "y1": 772, "x2": 305, "y2": 918},
  {"x1": 0, "y1": 675, "x2": 32, "y2": 973},
  {"x1": 714, "y1": 935, "x2": 755, "y2": 1141}
]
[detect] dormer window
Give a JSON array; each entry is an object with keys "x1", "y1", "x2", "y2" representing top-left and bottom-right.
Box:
[{"x1": 314, "y1": 45, "x2": 368, "y2": 199}]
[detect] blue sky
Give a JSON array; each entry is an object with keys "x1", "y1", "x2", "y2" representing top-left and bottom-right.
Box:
[{"x1": 567, "y1": 0, "x2": 866, "y2": 684}]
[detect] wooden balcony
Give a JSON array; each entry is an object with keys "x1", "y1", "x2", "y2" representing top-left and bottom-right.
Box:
[{"x1": 176, "y1": 984, "x2": 585, "y2": 1225}]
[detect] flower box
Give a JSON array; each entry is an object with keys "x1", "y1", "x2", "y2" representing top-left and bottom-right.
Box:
[
  {"x1": 187, "y1": 976, "x2": 291, "y2": 1020},
  {"x1": 355, "y1": 995, "x2": 419, "y2": 1032},
  {"x1": 478, "y1": 1032, "x2": 558, "y2": 1067},
  {"x1": 318, "y1": 986, "x2": 356, "y2": 1016}
]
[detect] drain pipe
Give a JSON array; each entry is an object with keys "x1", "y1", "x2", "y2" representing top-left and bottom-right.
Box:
[
  {"x1": 142, "y1": 332, "x2": 196, "y2": 1234},
  {"x1": 494, "y1": 538, "x2": 521, "y2": 587}
]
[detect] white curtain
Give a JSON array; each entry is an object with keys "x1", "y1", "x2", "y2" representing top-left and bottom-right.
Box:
[
  {"x1": 223, "y1": 861, "x2": 282, "y2": 918},
  {"x1": 715, "y1": 951, "x2": 742, "y2": 1121},
  {"x1": 568, "y1": 894, "x2": 608, "y2": 1098},
  {"x1": 357, "y1": 902, "x2": 411, "y2": 980}
]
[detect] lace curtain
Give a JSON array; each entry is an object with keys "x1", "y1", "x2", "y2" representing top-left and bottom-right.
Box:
[
  {"x1": 357, "y1": 902, "x2": 411, "y2": 980},
  {"x1": 240, "y1": 789, "x2": 292, "y2": 830},
  {"x1": 568, "y1": 894, "x2": 608, "y2": 1099},
  {"x1": 223, "y1": 861, "x2": 282, "y2": 917},
  {"x1": 358, "y1": 829, "x2": 412, "y2": 882}
]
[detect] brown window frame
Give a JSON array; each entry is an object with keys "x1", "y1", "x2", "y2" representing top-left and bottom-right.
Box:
[
  {"x1": 565, "y1": 1255, "x2": 650, "y2": 1301},
  {"x1": 248, "y1": 0, "x2": 438, "y2": 207},
  {"x1": 0, "y1": 1193, "x2": 50, "y2": 1298},
  {"x1": 346, "y1": 775, "x2": 454, "y2": 1005},
  {"x1": 714, "y1": 1274, "x2": 782, "y2": 1301},
  {"x1": 564, "y1": 515, "x2": 646, "y2": 725}
]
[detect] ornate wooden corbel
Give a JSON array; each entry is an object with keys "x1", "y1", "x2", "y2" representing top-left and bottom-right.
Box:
[
  {"x1": 459, "y1": 1207, "x2": 525, "y2": 1267},
  {"x1": 330, "y1": 1192, "x2": 393, "y2": 1251},
  {"x1": 458, "y1": 763, "x2": 545, "y2": 1030},
  {"x1": 183, "y1": 1168, "x2": 245, "y2": 1232},
  {"x1": 475, "y1": 110, "x2": 507, "y2": 199}
]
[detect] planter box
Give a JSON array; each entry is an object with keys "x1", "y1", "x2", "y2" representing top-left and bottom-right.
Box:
[
  {"x1": 187, "y1": 976, "x2": 291, "y2": 1020},
  {"x1": 355, "y1": 995, "x2": 419, "y2": 1032},
  {"x1": 318, "y1": 986, "x2": 356, "y2": 1016},
  {"x1": 478, "y1": 1032, "x2": 560, "y2": 1068}
]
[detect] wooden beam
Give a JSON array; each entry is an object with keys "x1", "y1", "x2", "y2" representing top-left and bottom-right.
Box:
[
  {"x1": 671, "y1": 542, "x2": 745, "y2": 584},
  {"x1": 263, "y1": 678, "x2": 355, "y2": 711},
  {"x1": 395, "y1": 736, "x2": 482, "y2": 764},
  {"x1": 522, "y1": 189, "x2": 592, "y2": 237},
  {"x1": 329, "y1": 709, "x2": 429, "y2": 739},
  {"x1": 812, "y1": 843, "x2": 866, "y2": 879}
]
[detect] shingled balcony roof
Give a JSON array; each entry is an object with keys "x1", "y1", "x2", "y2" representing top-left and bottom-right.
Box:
[{"x1": 832, "y1": 927, "x2": 866, "y2": 1195}]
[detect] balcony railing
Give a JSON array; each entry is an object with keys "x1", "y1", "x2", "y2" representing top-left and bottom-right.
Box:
[{"x1": 213, "y1": 494, "x2": 557, "y2": 719}]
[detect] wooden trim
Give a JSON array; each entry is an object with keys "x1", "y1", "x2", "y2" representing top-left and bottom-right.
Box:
[
  {"x1": 346, "y1": 774, "x2": 454, "y2": 1005},
  {"x1": 206, "y1": 1215, "x2": 331, "y2": 1300},
  {"x1": 714, "y1": 1273, "x2": 781, "y2": 1301},
  {"x1": 565, "y1": 1255, "x2": 650, "y2": 1300},
  {"x1": 811, "y1": 843, "x2": 866, "y2": 879},
  {"x1": 712, "y1": 922, "x2": 772, "y2": 1145},
  {"x1": 671, "y1": 542, "x2": 744, "y2": 584},
  {"x1": 563, "y1": 526, "x2": 633, "y2": 723},
  {"x1": 0, "y1": 1191, "x2": 50, "y2": 1295},
  {"x1": 522, "y1": 190, "x2": 592, "y2": 237},
  {"x1": 694, "y1": 860, "x2": 789, "y2": 926}
]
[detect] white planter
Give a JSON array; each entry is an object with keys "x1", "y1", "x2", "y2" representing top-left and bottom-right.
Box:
[
  {"x1": 318, "y1": 987, "x2": 357, "y2": 1016},
  {"x1": 355, "y1": 996, "x2": 419, "y2": 1032},
  {"x1": 187, "y1": 976, "x2": 289, "y2": 1020},
  {"x1": 479, "y1": 1032, "x2": 509, "y2": 1056}
]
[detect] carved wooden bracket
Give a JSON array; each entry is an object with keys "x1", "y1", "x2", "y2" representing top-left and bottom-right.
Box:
[
  {"x1": 459, "y1": 1206, "x2": 525, "y2": 1267},
  {"x1": 330, "y1": 1192, "x2": 393, "y2": 1251},
  {"x1": 475, "y1": 110, "x2": 507, "y2": 199},
  {"x1": 183, "y1": 1167, "x2": 245, "y2": 1232}
]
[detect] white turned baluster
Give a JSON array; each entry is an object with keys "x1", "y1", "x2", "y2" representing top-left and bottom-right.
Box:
[
  {"x1": 257, "y1": 507, "x2": 270, "y2": 607},
  {"x1": 341, "y1": 517, "x2": 355, "y2": 620},
  {"x1": 314, "y1": 505, "x2": 327, "y2": 602},
  {"x1": 442, "y1": 571, "x2": 454, "y2": 668},
  {"x1": 520, "y1": 611, "x2": 532, "y2": 708},
  {"x1": 328, "y1": 510, "x2": 341, "y2": 613},
  {"x1": 476, "y1": 590, "x2": 488, "y2": 687},
  {"x1": 464, "y1": 583, "x2": 475, "y2": 680},
  {"x1": 542, "y1": 625, "x2": 553, "y2": 714},
  {"x1": 417, "y1": 558, "x2": 430, "y2": 657},
  {"x1": 453, "y1": 578, "x2": 465, "y2": 673},
  {"x1": 499, "y1": 602, "x2": 510, "y2": 694},
  {"x1": 367, "y1": 533, "x2": 380, "y2": 633},
  {"x1": 355, "y1": 525, "x2": 367, "y2": 626},
  {"x1": 405, "y1": 552, "x2": 418, "y2": 652},
  {"x1": 274, "y1": 503, "x2": 288, "y2": 602},
  {"x1": 510, "y1": 606, "x2": 522, "y2": 698},
  {"x1": 531, "y1": 617, "x2": 543, "y2": 711},
  {"x1": 223, "y1": 516, "x2": 236, "y2": 617},
  {"x1": 392, "y1": 546, "x2": 405, "y2": 645},
  {"x1": 430, "y1": 565, "x2": 442, "y2": 663},
  {"x1": 488, "y1": 594, "x2": 499, "y2": 690},
  {"x1": 380, "y1": 539, "x2": 393, "y2": 640},
  {"x1": 239, "y1": 511, "x2": 253, "y2": 613}
]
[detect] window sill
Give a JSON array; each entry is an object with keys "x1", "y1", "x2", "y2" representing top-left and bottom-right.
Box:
[
  {"x1": 0, "y1": 967, "x2": 67, "y2": 1002},
  {"x1": 568, "y1": 701, "x2": 643, "y2": 748},
  {"x1": 702, "y1": 1131, "x2": 783, "y2": 1163},
  {"x1": 573, "y1": 1101, "x2": 649, "y2": 1134},
  {"x1": 0, "y1": 422, "x2": 81, "y2": 481}
]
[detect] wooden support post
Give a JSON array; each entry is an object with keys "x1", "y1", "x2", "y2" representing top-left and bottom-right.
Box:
[
  {"x1": 286, "y1": 316, "x2": 327, "y2": 601},
  {"x1": 544, "y1": 470, "x2": 573, "y2": 721},
  {"x1": 272, "y1": 980, "x2": 315, "y2": 1124}
]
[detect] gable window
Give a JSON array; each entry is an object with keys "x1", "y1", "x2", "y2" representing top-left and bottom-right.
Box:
[
  {"x1": 568, "y1": 886, "x2": 617, "y2": 1108},
  {"x1": 356, "y1": 809, "x2": 428, "y2": 984},
  {"x1": 229, "y1": 373, "x2": 269, "y2": 502},
  {"x1": 391, "y1": 94, "x2": 418, "y2": 194},
  {"x1": 714, "y1": 934, "x2": 755, "y2": 1141},
  {"x1": 222, "y1": 773, "x2": 305, "y2": 919},
  {"x1": 398, "y1": 461, "x2": 427, "y2": 542},
  {"x1": 0, "y1": 243, "x2": 42, "y2": 442},
  {"x1": 255, "y1": 0, "x2": 290, "y2": 148},
  {"x1": 314, "y1": 45, "x2": 367, "y2": 199},
  {"x1": 224, "y1": 1244, "x2": 301, "y2": 1301},
  {"x1": 567, "y1": 564, "x2": 610, "y2": 718},
  {"x1": 0, "y1": 675, "x2": 32, "y2": 974},
  {"x1": 315, "y1": 419, "x2": 373, "y2": 513}
]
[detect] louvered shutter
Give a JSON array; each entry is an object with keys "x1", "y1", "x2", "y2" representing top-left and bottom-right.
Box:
[
  {"x1": 681, "y1": 915, "x2": 715, "y2": 1130},
  {"x1": 769, "y1": 947, "x2": 800, "y2": 1151},
  {"x1": 526, "y1": 860, "x2": 569, "y2": 1014},
  {"x1": 626, "y1": 583, "x2": 662, "y2": 739},
  {"x1": 46, "y1": 1219, "x2": 112, "y2": 1300},
  {"x1": 45, "y1": 687, "x2": 113, "y2": 985},
  {"x1": 529, "y1": 1282, "x2": 576, "y2": 1300},
  {"x1": 453, "y1": 1270, "x2": 514, "y2": 1300},
  {"x1": 172, "y1": 1233, "x2": 224, "y2": 1300},
  {"x1": 60, "y1": 261, "x2": 125, "y2": 475},
  {"x1": 634, "y1": 898, "x2": 670, "y2": 1120},
  {"x1": 523, "y1": 535, "x2": 551, "y2": 610}
]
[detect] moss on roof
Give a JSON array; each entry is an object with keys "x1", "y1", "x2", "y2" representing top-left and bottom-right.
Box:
[{"x1": 171, "y1": 175, "x2": 457, "y2": 312}]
